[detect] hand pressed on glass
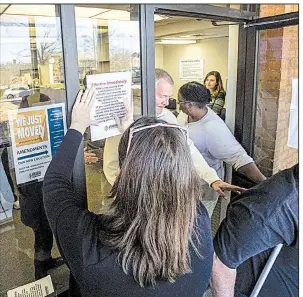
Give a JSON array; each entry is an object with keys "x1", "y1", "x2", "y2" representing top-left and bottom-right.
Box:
[{"x1": 70, "y1": 87, "x2": 98, "y2": 134}]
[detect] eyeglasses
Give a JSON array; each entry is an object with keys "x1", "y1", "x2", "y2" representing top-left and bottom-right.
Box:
[
  {"x1": 178, "y1": 99, "x2": 190, "y2": 105},
  {"x1": 126, "y1": 123, "x2": 188, "y2": 154}
]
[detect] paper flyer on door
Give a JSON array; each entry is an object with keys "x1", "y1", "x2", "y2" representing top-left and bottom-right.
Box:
[
  {"x1": 7, "y1": 275, "x2": 54, "y2": 297},
  {"x1": 86, "y1": 71, "x2": 132, "y2": 141},
  {"x1": 8, "y1": 103, "x2": 66, "y2": 185}
]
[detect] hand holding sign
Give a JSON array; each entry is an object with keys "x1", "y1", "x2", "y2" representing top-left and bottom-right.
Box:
[
  {"x1": 112, "y1": 102, "x2": 134, "y2": 133},
  {"x1": 86, "y1": 71, "x2": 133, "y2": 140},
  {"x1": 70, "y1": 87, "x2": 98, "y2": 135}
]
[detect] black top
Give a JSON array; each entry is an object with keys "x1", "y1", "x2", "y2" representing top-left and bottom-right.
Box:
[
  {"x1": 214, "y1": 164, "x2": 298, "y2": 297},
  {"x1": 43, "y1": 129, "x2": 214, "y2": 297}
]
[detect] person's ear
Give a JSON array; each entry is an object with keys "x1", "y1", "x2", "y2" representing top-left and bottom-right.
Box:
[{"x1": 117, "y1": 167, "x2": 121, "y2": 177}]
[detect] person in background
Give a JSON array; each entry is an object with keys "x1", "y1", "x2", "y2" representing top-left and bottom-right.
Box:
[
  {"x1": 204, "y1": 71, "x2": 226, "y2": 118},
  {"x1": 103, "y1": 68, "x2": 245, "y2": 200},
  {"x1": 43, "y1": 87, "x2": 214, "y2": 297},
  {"x1": 212, "y1": 164, "x2": 298, "y2": 297},
  {"x1": 1, "y1": 146, "x2": 20, "y2": 209},
  {"x1": 177, "y1": 82, "x2": 265, "y2": 216}
]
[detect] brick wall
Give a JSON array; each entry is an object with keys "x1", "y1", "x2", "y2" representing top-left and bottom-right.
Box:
[
  {"x1": 253, "y1": 5, "x2": 298, "y2": 176},
  {"x1": 273, "y1": 24, "x2": 298, "y2": 173},
  {"x1": 259, "y1": 4, "x2": 298, "y2": 17}
]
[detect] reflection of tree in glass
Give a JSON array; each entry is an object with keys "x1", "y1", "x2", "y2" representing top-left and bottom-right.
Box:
[
  {"x1": 108, "y1": 22, "x2": 140, "y2": 72},
  {"x1": 12, "y1": 29, "x2": 61, "y2": 65},
  {"x1": 110, "y1": 49, "x2": 133, "y2": 72},
  {"x1": 79, "y1": 35, "x2": 96, "y2": 60},
  {"x1": 77, "y1": 30, "x2": 98, "y2": 77}
]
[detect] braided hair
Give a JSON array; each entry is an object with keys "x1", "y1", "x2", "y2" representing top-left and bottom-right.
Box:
[{"x1": 178, "y1": 81, "x2": 211, "y2": 109}]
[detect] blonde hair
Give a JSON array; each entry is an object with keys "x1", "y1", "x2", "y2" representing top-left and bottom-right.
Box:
[{"x1": 155, "y1": 68, "x2": 174, "y2": 87}]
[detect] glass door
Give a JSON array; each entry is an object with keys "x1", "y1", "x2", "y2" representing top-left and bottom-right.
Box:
[
  {"x1": 73, "y1": 4, "x2": 143, "y2": 212},
  {"x1": 0, "y1": 4, "x2": 70, "y2": 294}
]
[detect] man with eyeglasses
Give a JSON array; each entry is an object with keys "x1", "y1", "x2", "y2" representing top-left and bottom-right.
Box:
[{"x1": 103, "y1": 68, "x2": 244, "y2": 204}]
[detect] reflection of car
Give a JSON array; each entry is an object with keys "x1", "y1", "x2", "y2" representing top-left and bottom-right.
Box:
[
  {"x1": 2, "y1": 85, "x2": 33, "y2": 99},
  {"x1": 121, "y1": 68, "x2": 141, "y2": 84}
]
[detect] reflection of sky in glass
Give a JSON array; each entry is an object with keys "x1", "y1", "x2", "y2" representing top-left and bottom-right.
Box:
[
  {"x1": 76, "y1": 18, "x2": 97, "y2": 61},
  {"x1": 1, "y1": 13, "x2": 140, "y2": 67},
  {"x1": 108, "y1": 21, "x2": 140, "y2": 55},
  {"x1": 0, "y1": 15, "x2": 61, "y2": 64},
  {"x1": 1, "y1": 15, "x2": 30, "y2": 63},
  {"x1": 75, "y1": 18, "x2": 140, "y2": 73}
]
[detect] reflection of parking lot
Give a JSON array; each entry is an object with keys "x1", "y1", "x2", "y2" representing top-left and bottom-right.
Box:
[{"x1": 2, "y1": 86, "x2": 33, "y2": 99}]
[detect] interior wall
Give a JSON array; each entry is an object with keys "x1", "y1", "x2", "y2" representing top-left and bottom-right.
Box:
[
  {"x1": 155, "y1": 44, "x2": 164, "y2": 69},
  {"x1": 156, "y1": 37, "x2": 229, "y2": 99}
]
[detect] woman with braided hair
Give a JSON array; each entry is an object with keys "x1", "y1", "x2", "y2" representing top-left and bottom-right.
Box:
[{"x1": 177, "y1": 81, "x2": 265, "y2": 216}]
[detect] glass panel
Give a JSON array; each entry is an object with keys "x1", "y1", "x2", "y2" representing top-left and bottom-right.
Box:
[
  {"x1": 74, "y1": 4, "x2": 142, "y2": 211},
  {"x1": 253, "y1": 25, "x2": 298, "y2": 177},
  {"x1": 259, "y1": 4, "x2": 298, "y2": 17},
  {"x1": 0, "y1": 4, "x2": 69, "y2": 294}
]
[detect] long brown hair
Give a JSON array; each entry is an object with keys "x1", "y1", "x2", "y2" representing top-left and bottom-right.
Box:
[
  {"x1": 100, "y1": 117, "x2": 203, "y2": 287},
  {"x1": 203, "y1": 71, "x2": 225, "y2": 93}
]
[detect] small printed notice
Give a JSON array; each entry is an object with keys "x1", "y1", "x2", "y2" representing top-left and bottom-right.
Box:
[
  {"x1": 180, "y1": 59, "x2": 204, "y2": 80},
  {"x1": 86, "y1": 71, "x2": 132, "y2": 141},
  {"x1": 8, "y1": 103, "x2": 66, "y2": 185},
  {"x1": 7, "y1": 275, "x2": 54, "y2": 297}
]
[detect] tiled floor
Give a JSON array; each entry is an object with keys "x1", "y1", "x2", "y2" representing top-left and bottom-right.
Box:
[
  {"x1": 0, "y1": 157, "x2": 110, "y2": 296},
  {"x1": 0, "y1": 209, "x2": 70, "y2": 296}
]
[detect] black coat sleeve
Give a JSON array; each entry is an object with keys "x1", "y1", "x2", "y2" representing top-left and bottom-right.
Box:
[{"x1": 43, "y1": 129, "x2": 98, "y2": 271}]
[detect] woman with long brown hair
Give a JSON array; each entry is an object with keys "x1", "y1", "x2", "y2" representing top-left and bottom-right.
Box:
[
  {"x1": 43, "y1": 87, "x2": 213, "y2": 297},
  {"x1": 204, "y1": 71, "x2": 226, "y2": 117}
]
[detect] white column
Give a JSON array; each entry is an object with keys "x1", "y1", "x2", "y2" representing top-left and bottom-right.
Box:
[{"x1": 220, "y1": 24, "x2": 239, "y2": 222}]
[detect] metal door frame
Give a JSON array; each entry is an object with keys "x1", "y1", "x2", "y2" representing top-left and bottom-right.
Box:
[
  {"x1": 142, "y1": 4, "x2": 257, "y2": 115},
  {"x1": 142, "y1": 4, "x2": 298, "y2": 156},
  {"x1": 235, "y1": 11, "x2": 298, "y2": 155}
]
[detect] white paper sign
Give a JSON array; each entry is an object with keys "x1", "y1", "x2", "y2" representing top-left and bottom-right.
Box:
[
  {"x1": 8, "y1": 103, "x2": 66, "y2": 184},
  {"x1": 180, "y1": 59, "x2": 204, "y2": 80},
  {"x1": 86, "y1": 72, "x2": 132, "y2": 141},
  {"x1": 7, "y1": 275, "x2": 54, "y2": 297},
  {"x1": 287, "y1": 78, "x2": 298, "y2": 149}
]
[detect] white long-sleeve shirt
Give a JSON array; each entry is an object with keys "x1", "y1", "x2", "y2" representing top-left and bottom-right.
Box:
[
  {"x1": 103, "y1": 108, "x2": 220, "y2": 186},
  {"x1": 177, "y1": 108, "x2": 254, "y2": 181}
]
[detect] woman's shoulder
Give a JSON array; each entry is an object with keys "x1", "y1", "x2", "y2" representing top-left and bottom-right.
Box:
[{"x1": 216, "y1": 91, "x2": 226, "y2": 98}]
